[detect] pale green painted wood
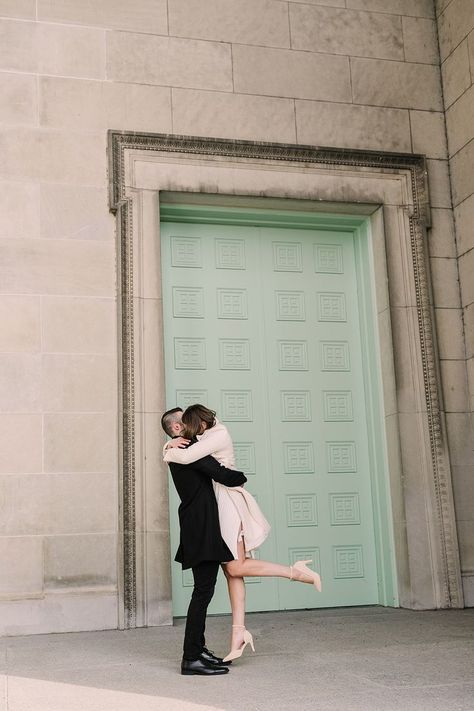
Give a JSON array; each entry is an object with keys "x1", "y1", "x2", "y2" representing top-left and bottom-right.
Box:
[
  {"x1": 353, "y1": 221, "x2": 398, "y2": 606},
  {"x1": 160, "y1": 209, "x2": 395, "y2": 617}
]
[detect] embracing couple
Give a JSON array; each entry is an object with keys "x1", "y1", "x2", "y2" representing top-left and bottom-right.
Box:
[{"x1": 161, "y1": 403, "x2": 322, "y2": 676}]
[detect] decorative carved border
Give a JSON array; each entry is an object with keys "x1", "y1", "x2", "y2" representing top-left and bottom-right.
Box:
[
  {"x1": 109, "y1": 132, "x2": 431, "y2": 225},
  {"x1": 108, "y1": 131, "x2": 461, "y2": 626},
  {"x1": 116, "y1": 197, "x2": 136, "y2": 629}
]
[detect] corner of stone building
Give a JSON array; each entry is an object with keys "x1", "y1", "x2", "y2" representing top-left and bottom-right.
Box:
[{"x1": 434, "y1": 0, "x2": 474, "y2": 606}]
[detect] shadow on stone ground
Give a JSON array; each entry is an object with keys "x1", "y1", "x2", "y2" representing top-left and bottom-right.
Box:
[{"x1": 1, "y1": 607, "x2": 474, "y2": 711}]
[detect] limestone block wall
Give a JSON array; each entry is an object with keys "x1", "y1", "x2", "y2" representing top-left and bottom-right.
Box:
[
  {"x1": 0, "y1": 0, "x2": 470, "y2": 634},
  {"x1": 437, "y1": 0, "x2": 474, "y2": 605}
]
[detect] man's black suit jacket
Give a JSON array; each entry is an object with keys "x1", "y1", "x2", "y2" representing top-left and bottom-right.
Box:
[{"x1": 168, "y1": 454, "x2": 247, "y2": 570}]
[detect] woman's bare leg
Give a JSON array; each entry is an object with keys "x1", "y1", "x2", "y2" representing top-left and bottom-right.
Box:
[
  {"x1": 222, "y1": 562, "x2": 246, "y2": 650},
  {"x1": 225, "y1": 539, "x2": 314, "y2": 583}
]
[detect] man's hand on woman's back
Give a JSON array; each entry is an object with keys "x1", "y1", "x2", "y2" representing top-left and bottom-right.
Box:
[{"x1": 166, "y1": 436, "x2": 190, "y2": 449}]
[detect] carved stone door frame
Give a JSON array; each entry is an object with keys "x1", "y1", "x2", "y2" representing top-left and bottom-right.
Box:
[{"x1": 108, "y1": 131, "x2": 463, "y2": 629}]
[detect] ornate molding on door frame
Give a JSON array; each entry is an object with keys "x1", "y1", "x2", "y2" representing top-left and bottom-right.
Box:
[
  {"x1": 116, "y1": 196, "x2": 136, "y2": 628},
  {"x1": 108, "y1": 131, "x2": 463, "y2": 627}
]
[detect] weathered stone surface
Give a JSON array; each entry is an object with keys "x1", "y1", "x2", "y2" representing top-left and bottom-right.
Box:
[
  {"x1": 233, "y1": 45, "x2": 351, "y2": 101},
  {"x1": 377, "y1": 309, "x2": 397, "y2": 416},
  {"x1": 0, "y1": 73, "x2": 36, "y2": 125},
  {"x1": 451, "y1": 465, "x2": 474, "y2": 521},
  {"x1": 0, "y1": 473, "x2": 117, "y2": 535},
  {"x1": 44, "y1": 413, "x2": 117, "y2": 473},
  {"x1": 426, "y1": 159, "x2": 452, "y2": 209},
  {"x1": 450, "y1": 139, "x2": 474, "y2": 206},
  {"x1": 40, "y1": 185, "x2": 113, "y2": 241},
  {"x1": 402, "y1": 17, "x2": 439, "y2": 64},
  {"x1": 143, "y1": 413, "x2": 170, "y2": 533},
  {"x1": 0, "y1": 354, "x2": 41, "y2": 412},
  {"x1": 464, "y1": 302, "x2": 474, "y2": 359},
  {"x1": 453, "y1": 193, "x2": 474, "y2": 257},
  {"x1": 287, "y1": 0, "x2": 344, "y2": 6},
  {"x1": 38, "y1": 0, "x2": 168, "y2": 34},
  {"x1": 0, "y1": 239, "x2": 114, "y2": 296},
  {"x1": 172, "y1": 88, "x2": 296, "y2": 143},
  {"x1": 39, "y1": 131, "x2": 107, "y2": 185},
  {"x1": 0, "y1": 20, "x2": 106, "y2": 78},
  {"x1": 0, "y1": 0, "x2": 35, "y2": 18},
  {"x1": 440, "y1": 359, "x2": 470, "y2": 412},
  {"x1": 441, "y1": 39, "x2": 471, "y2": 109},
  {"x1": 296, "y1": 101, "x2": 410, "y2": 152},
  {"x1": 457, "y1": 520, "x2": 474, "y2": 569},
  {"x1": 446, "y1": 412, "x2": 474, "y2": 466},
  {"x1": 0, "y1": 414, "x2": 42, "y2": 473},
  {"x1": 130, "y1": 298, "x2": 164, "y2": 415},
  {"x1": 39, "y1": 77, "x2": 172, "y2": 132},
  {"x1": 467, "y1": 355, "x2": 474, "y2": 413},
  {"x1": 429, "y1": 257, "x2": 461, "y2": 308},
  {"x1": 131, "y1": 193, "x2": 162, "y2": 301},
  {"x1": 468, "y1": 30, "x2": 474, "y2": 77},
  {"x1": 389, "y1": 307, "x2": 419, "y2": 413},
  {"x1": 0, "y1": 19, "x2": 36, "y2": 72},
  {"x1": 290, "y1": 4, "x2": 403, "y2": 60},
  {"x1": 438, "y1": 0, "x2": 474, "y2": 61},
  {"x1": 41, "y1": 354, "x2": 117, "y2": 412},
  {"x1": 143, "y1": 530, "x2": 173, "y2": 625},
  {"x1": 1, "y1": 593, "x2": 118, "y2": 635},
  {"x1": 434, "y1": 307, "x2": 465, "y2": 360},
  {"x1": 348, "y1": 0, "x2": 434, "y2": 17},
  {"x1": 0, "y1": 128, "x2": 105, "y2": 184},
  {"x1": 352, "y1": 58, "x2": 443, "y2": 110},
  {"x1": 42, "y1": 296, "x2": 115, "y2": 354},
  {"x1": 169, "y1": 0, "x2": 290, "y2": 48},
  {"x1": 0, "y1": 537, "x2": 43, "y2": 595},
  {"x1": 446, "y1": 84, "x2": 474, "y2": 157},
  {"x1": 459, "y1": 247, "x2": 474, "y2": 307},
  {"x1": 0, "y1": 296, "x2": 40, "y2": 353},
  {"x1": 107, "y1": 32, "x2": 232, "y2": 91},
  {"x1": 428, "y1": 208, "x2": 457, "y2": 258},
  {"x1": 0, "y1": 128, "x2": 39, "y2": 180},
  {"x1": 0, "y1": 182, "x2": 40, "y2": 239},
  {"x1": 370, "y1": 208, "x2": 390, "y2": 314},
  {"x1": 436, "y1": 0, "x2": 453, "y2": 14},
  {"x1": 410, "y1": 110, "x2": 448, "y2": 158},
  {"x1": 44, "y1": 533, "x2": 118, "y2": 589},
  {"x1": 38, "y1": 23, "x2": 106, "y2": 79}
]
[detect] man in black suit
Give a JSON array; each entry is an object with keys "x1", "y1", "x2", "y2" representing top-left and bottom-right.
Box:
[{"x1": 161, "y1": 407, "x2": 247, "y2": 676}]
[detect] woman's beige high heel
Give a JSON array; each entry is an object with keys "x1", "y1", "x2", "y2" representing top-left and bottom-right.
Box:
[
  {"x1": 290, "y1": 559, "x2": 322, "y2": 592},
  {"x1": 222, "y1": 624, "x2": 256, "y2": 662}
]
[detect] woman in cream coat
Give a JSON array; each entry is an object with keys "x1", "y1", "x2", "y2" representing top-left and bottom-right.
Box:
[{"x1": 164, "y1": 404, "x2": 321, "y2": 661}]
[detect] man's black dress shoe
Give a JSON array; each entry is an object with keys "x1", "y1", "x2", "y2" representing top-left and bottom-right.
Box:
[
  {"x1": 201, "y1": 647, "x2": 232, "y2": 666},
  {"x1": 181, "y1": 656, "x2": 229, "y2": 676}
]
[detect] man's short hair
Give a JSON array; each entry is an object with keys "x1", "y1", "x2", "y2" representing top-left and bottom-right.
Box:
[{"x1": 161, "y1": 407, "x2": 183, "y2": 437}]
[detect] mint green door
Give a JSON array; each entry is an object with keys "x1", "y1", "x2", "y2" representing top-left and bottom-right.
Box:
[{"x1": 161, "y1": 218, "x2": 382, "y2": 616}]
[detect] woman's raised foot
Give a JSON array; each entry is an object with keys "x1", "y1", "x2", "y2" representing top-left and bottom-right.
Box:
[{"x1": 289, "y1": 559, "x2": 322, "y2": 592}]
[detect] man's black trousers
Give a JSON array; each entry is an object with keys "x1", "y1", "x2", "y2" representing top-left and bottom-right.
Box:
[{"x1": 183, "y1": 560, "x2": 220, "y2": 661}]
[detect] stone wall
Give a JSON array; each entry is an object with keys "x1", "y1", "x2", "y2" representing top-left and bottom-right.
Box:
[
  {"x1": 0, "y1": 0, "x2": 471, "y2": 634},
  {"x1": 437, "y1": 0, "x2": 474, "y2": 605}
]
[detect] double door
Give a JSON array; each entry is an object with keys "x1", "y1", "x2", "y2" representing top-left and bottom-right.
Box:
[{"x1": 161, "y1": 220, "x2": 380, "y2": 616}]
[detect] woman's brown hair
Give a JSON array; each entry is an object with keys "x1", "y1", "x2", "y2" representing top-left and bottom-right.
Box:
[{"x1": 181, "y1": 404, "x2": 216, "y2": 439}]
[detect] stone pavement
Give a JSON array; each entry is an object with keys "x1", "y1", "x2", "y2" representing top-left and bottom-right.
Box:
[{"x1": 1, "y1": 606, "x2": 473, "y2": 711}]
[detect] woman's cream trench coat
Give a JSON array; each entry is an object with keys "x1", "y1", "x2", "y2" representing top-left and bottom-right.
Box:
[{"x1": 164, "y1": 419, "x2": 270, "y2": 559}]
